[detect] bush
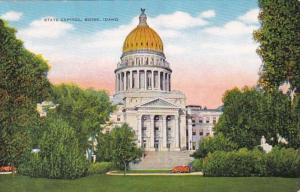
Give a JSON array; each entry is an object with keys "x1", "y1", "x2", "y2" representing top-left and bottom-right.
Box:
[
  {"x1": 193, "y1": 134, "x2": 238, "y2": 158},
  {"x1": 19, "y1": 116, "x2": 88, "y2": 179},
  {"x1": 203, "y1": 148, "x2": 266, "y2": 177},
  {"x1": 203, "y1": 147, "x2": 300, "y2": 177},
  {"x1": 88, "y1": 162, "x2": 113, "y2": 175},
  {"x1": 191, "y1": 159, "x2": 203, "y2": 172},
  {"x1": 266, "y1": 147, "x2": 300, "y2": 177}
]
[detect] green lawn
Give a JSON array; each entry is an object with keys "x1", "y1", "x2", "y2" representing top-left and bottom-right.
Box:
[
  {"x1": 114, "y1": 169, "x2": 171, "y2": 173},
  {"x1": 0, "y1": 174, "x2": 299, "y2": 192}
]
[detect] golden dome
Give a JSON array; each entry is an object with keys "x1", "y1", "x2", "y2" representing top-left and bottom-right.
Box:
[{"x1": 123, "y1": 9, "x2": 163, "y2": 54}]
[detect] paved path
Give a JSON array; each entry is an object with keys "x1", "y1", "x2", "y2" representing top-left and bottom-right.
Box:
[{"x1": 106, "y1": 171, "x2": 203, "y2": 176}]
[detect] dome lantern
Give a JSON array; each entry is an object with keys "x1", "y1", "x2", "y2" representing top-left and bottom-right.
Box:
[
  {"x1": 122, "y1": 8, "x2": 164, "y2": 54},
  {"x1": 139, "y1": 8, "x2": 148, "y2": 26}
]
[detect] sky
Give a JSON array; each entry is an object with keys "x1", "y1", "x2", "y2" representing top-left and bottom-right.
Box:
[{"x1": 0, "y1": 0, "x2": 261, "y2": 108}]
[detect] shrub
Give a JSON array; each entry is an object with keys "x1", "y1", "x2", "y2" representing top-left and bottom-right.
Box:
[
  {"x1": 266, "y1": 147, "x2": 300, "y2": 177},
  {"x1": 203, "y1": 148, "x2": 266, "y2": 176},
  {"x1": 88, "y1": 162, "x2": 113, "y2": 175},
  {"x1": 191, "y1": 159, "x2": 203, "y2": 172},
  {"x1": 192, "y1": 134, "x2": 238, "y2": 158},
  {"x1": 19, "y1": 117, "x2": 88, "y2": 179}
]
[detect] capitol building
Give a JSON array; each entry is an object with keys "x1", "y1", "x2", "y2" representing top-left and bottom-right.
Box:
[{"x1": 110, "y1": 9, "x2": 222, "y2": 153}]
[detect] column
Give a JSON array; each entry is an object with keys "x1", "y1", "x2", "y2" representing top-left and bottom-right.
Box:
[
  {"x1": 116, "y1": 74, "x2": 119, "y2": 92},
  {"x1": 166, "y1": 73, "x2": 168, "y2": 91},
  {"x1": 169, "y1": 74, "x2": 171, "y2": 91},
  {"x1": 151, "y1": 70, "x2": 154, "y2": 90},
  {"x1": 188, "y1": 118, "x2": 193, "y2": 150},
  {"x1": 175, "y1": 115, "x2": 179, "y2": 148},
  {"x1": 137, "y1": 70, "x2": 140, "y2": 89},
  {"x1": 158, "y1": 71, "x2": 161, "y2": 90},
  {"x1": 137, "y1": 115, "x2": 142, "y2": 147},
  {"x1": 123, "y1": 72, "x2": 126, "y2": 91},
  {"x1": 150, "y1": 115, "x2": 154, "y2": 149},
  {"x1": 162, "y1": 116, "x2": 167, "y2": 149},
  {"x1": 128, "y1": 71, "x2": 132, "y2": 89},
  {"x1": 144, "y1": 70, "x2": 148, "y2": 90},
  {"x1": 162, "y1": 72, "x2": 166, "y2": 91}
]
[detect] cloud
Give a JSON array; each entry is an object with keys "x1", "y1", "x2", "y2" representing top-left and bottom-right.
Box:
[
  {"x1": 238, "y1": 8, "x2": 259, "y2": 24},
  {"x1": 199, "y1": 10, "x2": 216, "y2": 18},
  {"x1": 203, "y1": 9, "x2": 259, "y2": 37},
  {"x1": 17, "y1": 9, "x2": 261, "y2": 108},
  {"x1": 149, "y1": 10, "x2": 214, "y2": 30},
  {"x1": 18, "y1": 17, "x2": 74, "y2": 39},
  {"x1": 203, "y1": 21, "x2": 258, "y2": 36},
  {"x1": 1, "y1": 11, "x2": 23, "y2": 21}
]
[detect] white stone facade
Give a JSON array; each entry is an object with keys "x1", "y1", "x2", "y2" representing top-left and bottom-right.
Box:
[
  {"x1": 109, "y1": 9, "x2": 222, "y2": 152},
  {"x1": 186, "y1": 105, "x2": 222, "y2": 150}
]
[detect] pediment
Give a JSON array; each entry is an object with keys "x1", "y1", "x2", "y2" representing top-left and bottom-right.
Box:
[{"x1": 136, "y1": 98, "x2": 180, "y2": 109}]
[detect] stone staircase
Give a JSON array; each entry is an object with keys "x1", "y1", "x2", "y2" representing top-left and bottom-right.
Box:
[{"x1": 130, "y1": 151, "x2": 194, "y2": 170}]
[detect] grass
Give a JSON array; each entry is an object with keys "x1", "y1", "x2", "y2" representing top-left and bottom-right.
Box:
[
  {"x1": 0, "y1": 174, "x2": 299, "y2": 192},
  {"x1": 113, "y1": 169, "x2": 171, "y2": 173}
]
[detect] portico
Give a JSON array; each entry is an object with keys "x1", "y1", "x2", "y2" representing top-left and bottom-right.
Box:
[{"x1": 137, "y1": 114, "x2": 180, "y2": 151}]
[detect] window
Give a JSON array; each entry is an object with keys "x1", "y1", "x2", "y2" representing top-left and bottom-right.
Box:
[
  {"x1": 199, "y1": 132, "x2": 203, "y2": 136},
  {"x1": 192, "y1": 119, "x2": 196, "y2": 126},
  {"x1": 117, "y1": 115, "x2": 121, "y2": 121},
  {"x1": 206, "y1": 133, "x2": 210, "y2": 136},
  {"x1": 213, "y1": 117, "x2": 217, "y2": 124},
  {"x1": 199, "y1": 117, "x2": 203, "y2": 123},
  {"x1": 142, "y1": 127, "x2": 147, "y2": 130},
  {"x1": 192, "y1": 132, "x2": 196, "y2": 135},
  {"x1": 192, "y1": 142, "x2": 196, "y2": 150},
  {"x1": 206, "y1": 117, "x2": 210, "y2": 123},
  {"x1": 168, "y1": 127, "x2": 171, "y2": 131},
  {"x1": 155, "y1": 127, "x2": 159, "y2": 131}
]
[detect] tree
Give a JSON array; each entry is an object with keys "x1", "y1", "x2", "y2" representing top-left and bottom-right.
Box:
[
  {"x1": 215, "y1": 87, "x2": 292, "y2": 148},
  {"x1": 254, "y1": 0, "x2": 300, "y2": 93},
  {"x1": 110, "y1": 124, "x2": 142, "y2": 175},
  {"x1": 19, "y1": 114, "x2": 88, "y2": 179},
  {"x1": 192, "y1": 134, "x2": 238, "y2": 159},
  {"x1": 96, "y1": 132, "x2": 113, "y2": 162},
  {"x1": 51, "y1": 84, "x2": 114, "y2": 154},
  {"x1": 0, "y1": 19, "x2": 51, "y2": 166}
]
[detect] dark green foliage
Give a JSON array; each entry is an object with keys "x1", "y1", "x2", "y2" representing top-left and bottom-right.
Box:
[
  {"x1": 265, "y1": 147, "x2": 300, "y2": 177},
  {"x1": 254, "y1": 0, "x2": 300, "y2": 93},
  {"x1": 96, "y1": 132, "x2": 113, "y2": 162},
  {"x1": 203, "y1": 148, "x2": 300, "y2": 177},
  {"x1": 215, "y1": 87, "x2": 293, "y2": 148},
  {"x1": 289, "y1": 96, "x2": 300, "y2": 148},
  {"x1": 19, "y1": 116, "x2": 88, "y2": 179},
  {"x1": 0, "y1": 19, "x2": 51, "y2": 166},
  {"x1": 110, "y1": 124, "x2": 143, "y2": 175},
  {"x1": 191, "y1": 159, "x2": 203, "y2": 172},
  {"x1": 203, "y1": 148, "x2": 266, "y2": 177},
  {"x1": 51, "y1": 84, "x2": 115, "y2": 152},
  {"x1": 88, "y1": 162, "x2": 113, "y2": 175},
  {"x1": 192, "y1": 134, "x2": 238, "y2": 158}
]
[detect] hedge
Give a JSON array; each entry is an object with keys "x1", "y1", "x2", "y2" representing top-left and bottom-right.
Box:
[
  {"x1": 202, "y1": 147, "x2": 300, "y2": 177},
  {"x1": 88, "y1": 162, "x2": 113, "y2": 175}
]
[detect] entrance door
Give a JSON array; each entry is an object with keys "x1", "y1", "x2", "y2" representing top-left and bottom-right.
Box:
[{"x1": 154, "y1": 141, "x2": 159, "y2": 151}]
